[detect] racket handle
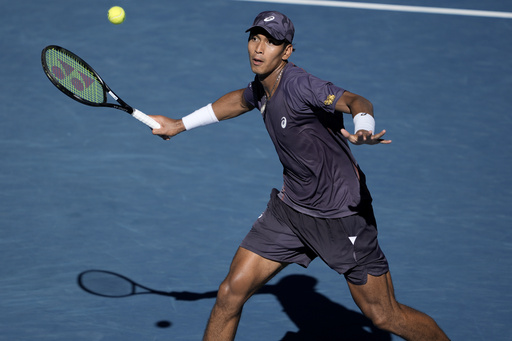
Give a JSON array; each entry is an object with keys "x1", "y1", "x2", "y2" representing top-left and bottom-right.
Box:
[{"x1": 132, "y1": 108, "x2": 161, "y2": 129}]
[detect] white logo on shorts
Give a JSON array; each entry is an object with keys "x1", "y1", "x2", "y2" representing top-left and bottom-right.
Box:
[
  {"x1": 281, "y1": 117, "x2": 287, "y2": 128},
  {"x1": 264, "y1": 16, "x2": 275, "y2": 22}
]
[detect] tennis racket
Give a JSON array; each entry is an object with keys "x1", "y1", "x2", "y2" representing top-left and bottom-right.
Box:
[{"x1": 41, "y1": 45, "x2": 160, "y2": 129}]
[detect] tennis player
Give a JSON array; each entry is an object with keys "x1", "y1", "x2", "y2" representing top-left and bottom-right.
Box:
[{"x1": 151, "y1": 11, "x2": 449, "y2": 341}]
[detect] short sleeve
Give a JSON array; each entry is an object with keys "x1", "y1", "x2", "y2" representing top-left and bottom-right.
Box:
[
  {"x1": 285, "y1": 73, "x2": 345, "y2": 114},
  {"x1": 243, "y1": 78, "x2": 265, "y2": 111}
]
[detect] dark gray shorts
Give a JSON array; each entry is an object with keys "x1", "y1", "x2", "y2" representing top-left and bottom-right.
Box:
[{"x1": 240, "y1": 189, "x2": 389, "y2": 285}]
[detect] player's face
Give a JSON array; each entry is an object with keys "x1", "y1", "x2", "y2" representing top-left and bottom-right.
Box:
[{"x1": 248, "y1": 32, "x2": 292, "y2": 78}]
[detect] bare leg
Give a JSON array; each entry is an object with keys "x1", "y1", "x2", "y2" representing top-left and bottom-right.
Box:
[
  {"x1": 348, "y1": 272, "x2": 449, "y2": 341},
  {"x1": 203, "y1": 247, "x2": 286, "y2": 341}
]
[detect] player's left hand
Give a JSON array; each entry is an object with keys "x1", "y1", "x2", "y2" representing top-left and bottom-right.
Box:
[{"x1": 341, "y1": 129, "x2": 392, "y2": 145}]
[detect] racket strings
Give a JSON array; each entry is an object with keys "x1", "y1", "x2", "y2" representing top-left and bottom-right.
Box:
[{"x1": 44, "y1": 49, "x2": 105, "y2": 104}]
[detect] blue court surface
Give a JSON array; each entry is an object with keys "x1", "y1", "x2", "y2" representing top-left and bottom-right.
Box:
[{"x1": 1, "y1": 0, "x2": 511, "y2": 340}]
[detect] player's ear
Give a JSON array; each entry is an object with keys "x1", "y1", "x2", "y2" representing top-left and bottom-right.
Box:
[{"x1": 282, "y1": 43, "x2": 293, "y2": 61}]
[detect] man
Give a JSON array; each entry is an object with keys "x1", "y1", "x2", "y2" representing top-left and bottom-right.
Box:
[{"x1": 150, "y1": 11, "x2": 449, "y2": 341}]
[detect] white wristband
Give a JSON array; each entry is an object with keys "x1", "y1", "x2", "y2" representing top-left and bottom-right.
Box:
[
  {"x1": 353, "y1": 113, "x2": 375, "y2": 133},
  {"x1": 182, "y1": 103, "x2": 219, "y2": 130}
]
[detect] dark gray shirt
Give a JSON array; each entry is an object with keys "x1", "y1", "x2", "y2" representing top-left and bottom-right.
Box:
[{"x1": 244, "y1": 62, "x2": 372, "y2": 218}]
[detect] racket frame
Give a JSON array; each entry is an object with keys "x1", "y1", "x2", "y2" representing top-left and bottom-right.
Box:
[{"x1": 41, "y1": 45, "x2": 161, "y2": 129}]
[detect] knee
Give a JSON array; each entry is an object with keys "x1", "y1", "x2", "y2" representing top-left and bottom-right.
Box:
[
  {"x1": 368, "y1": 312, "x2": 392, "y2": 331},
  {"x1": 216, "y1": 279, "x2": 235, "y2": 302},
  {"x1": 364, "y1": 306, "x2": 400, "y2": 332},
  {"x1": 215, "y1": 276, "x2": 252, "y2": 311}
]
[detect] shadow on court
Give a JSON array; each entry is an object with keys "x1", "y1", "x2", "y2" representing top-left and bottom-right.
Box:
[{"x1": 78, "y1": 271, "x2": 390, "y2": 340}]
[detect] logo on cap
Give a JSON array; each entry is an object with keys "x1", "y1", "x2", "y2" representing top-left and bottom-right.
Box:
[{"x1": 246, "y1": 11, "x2": 295, "y2": 43}]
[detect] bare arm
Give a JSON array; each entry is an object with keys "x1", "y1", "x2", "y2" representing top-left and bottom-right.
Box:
[
  {"x1": 149, "y1": 89, "x2": 253, "y2": 140},
  {"x1": 335, "y1": 90, "x2": 374, "y2": 118},
  {"x1": 336, "y1": 91, "x2": 391, "y2": 145},
  {"x1": 212, "y1": 89, "x2": 253, "y2": 120}
]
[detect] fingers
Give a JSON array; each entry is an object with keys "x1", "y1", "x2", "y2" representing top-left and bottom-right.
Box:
[
  {"x1": 357, "y1": 130, "x2": 372, "y2": 142},
  {"x1": 148, "y1": 115, "x2": 176, "y2": 140},
  {"x1": 150, "y1": 126, "x2": 170, "y2": 140},
  {"x1": 340, "y1": 128, "x2": 351, "y2": 139},
  {"x1": 372, "y1": 129, "x2": 386, "y2": 138},
  {"x1": 371, "y1": 129, "x2": 392, "y2": 144},
  {"x1": 341, "y1": 129, "x2": 391, "y2": 145}
]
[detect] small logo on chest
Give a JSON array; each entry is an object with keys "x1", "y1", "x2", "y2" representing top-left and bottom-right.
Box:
[{"x1": 281, "y1": 117, "x2": 287, "y2": 128}]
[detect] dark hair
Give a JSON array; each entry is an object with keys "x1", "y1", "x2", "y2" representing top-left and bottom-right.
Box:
[
  {"x1": 248, "y1": 27, "x2": 295, "y2": 51},
  {"x1": 285, "y1": 40, "x2": 296, "y2": 52}
]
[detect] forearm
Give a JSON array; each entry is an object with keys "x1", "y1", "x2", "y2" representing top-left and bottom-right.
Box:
[
  {"x1": 348, "y1": 96, "x2": 373, "y2": 118},
  {"x1": 336, "y1": 91, "x2": 376, "y2": 134},
  {"x1": 181, "y1": 89, "x2": 250, "y2": 130},
  {"x1": 150, "y1": 89, "x2": 252, "y2": 139},
  {"x1": 336, "y1": 91, "x2": 373, "y2": 117}
]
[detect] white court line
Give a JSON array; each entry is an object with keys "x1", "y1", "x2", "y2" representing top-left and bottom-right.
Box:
[{"x1": 238, "y1": 0, "x2": 512, "y2": 19}]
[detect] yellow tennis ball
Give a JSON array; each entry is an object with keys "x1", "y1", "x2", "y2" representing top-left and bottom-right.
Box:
[{"x1": 108, "y1": 6, "x2": 125, "y2": 25}]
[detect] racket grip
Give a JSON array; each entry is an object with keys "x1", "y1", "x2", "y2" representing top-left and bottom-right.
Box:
[{"x1": 132, "y1": 109, "x2": 161, "y2": 129}]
